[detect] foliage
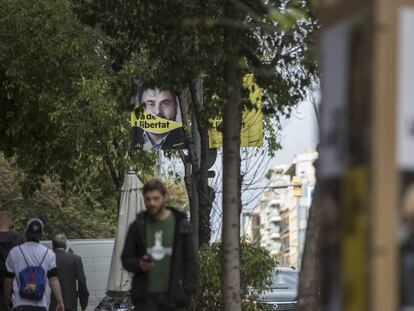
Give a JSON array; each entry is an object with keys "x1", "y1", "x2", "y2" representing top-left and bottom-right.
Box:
[
  {"x1": 73, "y1": 0, "x2": 319, "y2": 254},
  {"x1": 0, "y1": 0, "x2": 156, "y2": 193},
  {"x1": 74, "y1": 0, "x2": 318, "y2": 134},
  {"x1": 0, "y1": 153, "x2": 117, "y2": 239},
  {"x1": 164, "y1": 179, "x2": 189, "y2": 211},
  {"x1": 0, "y1": 0, "x2": 97, "y2": 181},
  {"x1": 192, "y1": 240, "x2": 275, "y2": 311}
]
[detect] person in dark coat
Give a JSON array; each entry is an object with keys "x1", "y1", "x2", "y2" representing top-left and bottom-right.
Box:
[
  {"x1": 50, "y1": 234, "x2": 89, "y2": 311},
  {"x1": 121, "y1": 179, "x2": 198, "y2": 311}
]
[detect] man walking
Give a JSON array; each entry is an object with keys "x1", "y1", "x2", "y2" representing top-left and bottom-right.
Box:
[
  {"x1": 0, "y1": 212, "x2": 25, "y2": 310},
  {"x1": 3, "y1": 218, "x2": 65, "y2": 311},
  {"x1": 122, "y1": 179, "x2": 198, "y2": 311},
  {"x1": 50, "y1": 234, "x2": 89, "y2": 311}
]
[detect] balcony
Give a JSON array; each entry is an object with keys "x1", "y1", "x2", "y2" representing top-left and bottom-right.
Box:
[
  {"x1": 270, "y1": 231, "x2": 281, "y2": 240},
  {"x1": 270, "y1": 214, "x2": 282, "y2": 223},
  {"x1": 268, "y1": 199, "x2": 281, "y2": 206}
]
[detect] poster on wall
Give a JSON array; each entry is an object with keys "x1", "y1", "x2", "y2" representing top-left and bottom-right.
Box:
[{"x1": 131, "y1": 80, "x2": 185, "y2": 152}]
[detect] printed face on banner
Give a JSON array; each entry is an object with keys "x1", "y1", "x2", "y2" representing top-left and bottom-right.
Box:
[
  {"x1": 131, "y1": 88, "x2": 185, "y2": 152},
  {"x1": 142, "y1": 90, "x2": 177, "y2": 121}
]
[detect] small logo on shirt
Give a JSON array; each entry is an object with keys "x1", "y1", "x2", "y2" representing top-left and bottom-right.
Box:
[{"x1": 148, "y1": 231, "x2": 172, "y2": 261}]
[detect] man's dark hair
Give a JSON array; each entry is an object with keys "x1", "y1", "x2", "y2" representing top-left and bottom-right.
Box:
[
  {"x1": 136, "y1": 89, "x2": 177, "y2": 106},
  {"x1": 52, "y1": 240, "x2": 66, "y2": 250},
  {"x1": 52, "y1": 233, "x2": 68, "y2": 250},
  {"x1": 143, "y1": 179, "x2": 167, "y2": 196},
  {"x1": 26, "y1": 232, "x2": 39, "y2": 242}
]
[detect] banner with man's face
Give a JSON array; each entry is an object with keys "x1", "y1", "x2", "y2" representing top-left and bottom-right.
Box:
[{"x1": 131, "y1": 88, "x2": 186, "y2": 152}]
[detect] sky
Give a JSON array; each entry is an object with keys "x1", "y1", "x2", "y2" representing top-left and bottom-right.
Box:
[{"x1": 269, "y1": 100, "x2": 318, "y2": 166}]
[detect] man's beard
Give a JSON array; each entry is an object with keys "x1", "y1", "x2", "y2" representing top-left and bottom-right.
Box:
[{"x1": 149, "y1": 204, "x2": 166, "y2": 218}]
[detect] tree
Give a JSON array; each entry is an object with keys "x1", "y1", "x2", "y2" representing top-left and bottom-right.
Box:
[
  {"x1": 164, "y1": 179, "x2": 189, "y2": 210},
  {"x1": 296, "y1": 93, "x2": 320, "y2": 310},
  {"x1": 0, "y1": 0, "x2": 156, "y2": 199},
  {"x1": 0, "y1": 153, "x2": 119, "y2": 239},
  {"x1": 72, "y1": 1, "x2": 318, "y2": 309}
]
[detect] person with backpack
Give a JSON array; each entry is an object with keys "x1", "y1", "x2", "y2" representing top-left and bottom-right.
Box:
[
  {"x1": 121, "y1": 179, "x2": 198, "y2": 311},
  {"x1": 0, "y1": 211, "x2": 25, "y2": 310},
  {"x1": 3, "y1": 218, "x2": 65, "y2": 311}
]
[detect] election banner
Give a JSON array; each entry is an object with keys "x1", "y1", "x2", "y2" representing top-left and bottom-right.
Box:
[
  {"x1": 208, "y1": 74, "x2": 263, "y2": 148},
  {"x1": 131, "y1": 111, "x2": 183, "y2": 134},
  {"x1": 131, "y1": 87, "x2": 185, "y2": 152}
]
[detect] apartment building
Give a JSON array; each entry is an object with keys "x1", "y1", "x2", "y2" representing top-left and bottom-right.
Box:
[{"x1": 247, "y1": 150, "x2": 318, "y2": 268}]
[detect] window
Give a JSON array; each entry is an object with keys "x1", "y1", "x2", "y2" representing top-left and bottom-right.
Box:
[
  {"x1": 282, "y1": 236, "x2": 290, "y2": 250},
  {"x1": 281, "y1": 217, "x2": 289, "y2": 234},
  {"x1": 299, "y1": 206, "x2": 308, "y2": 220},
  {"x1": 299, "y1": 229, "x2": 306, "y2": 246}
]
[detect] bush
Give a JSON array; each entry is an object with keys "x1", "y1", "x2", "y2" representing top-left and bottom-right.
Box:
[{"x1": 192, "y1": 240, "x2": 275, "y2": 311}]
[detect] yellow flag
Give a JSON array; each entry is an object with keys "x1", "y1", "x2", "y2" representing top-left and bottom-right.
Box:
[
  {"x1": 131, "y1": 111, "x2": 183, "y2": 134},
  {"x1": 209, "y1": 74, "x2": 263, "y2": 148}
]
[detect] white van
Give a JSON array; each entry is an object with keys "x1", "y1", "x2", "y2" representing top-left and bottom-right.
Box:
[{"x1": 43, "y1": 239, "x2": 115, "y2": 311}]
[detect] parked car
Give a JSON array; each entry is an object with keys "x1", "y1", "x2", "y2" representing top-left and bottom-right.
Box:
[{"x1": 257, "y1": 267, "x2": 299, "y2": 311}]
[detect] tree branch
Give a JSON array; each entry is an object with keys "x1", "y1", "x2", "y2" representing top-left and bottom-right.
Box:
[
  {"x1": 104, "y1": 155, "x2": 121, "y2": 190},
  {"x1": 242, "y1": 44, "x2": 302, "y2": 72}
]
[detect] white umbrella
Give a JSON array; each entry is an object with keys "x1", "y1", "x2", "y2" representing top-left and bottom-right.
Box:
[{"x1": 107, "y1": 171, "x2": 145, "y2": 294}]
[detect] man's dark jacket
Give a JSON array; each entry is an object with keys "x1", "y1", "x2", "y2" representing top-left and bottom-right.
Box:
[
  {"x1": 121, "y1": 208, "x2": 198, "y2": 308},
  {"x1": 50, "y1": 249, "x2": 89, "y2": 311}
]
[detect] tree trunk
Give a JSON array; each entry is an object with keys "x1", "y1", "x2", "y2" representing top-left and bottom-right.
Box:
[
  {"x1": 179, "y1": 90, "x2": 200, "y2": 249},
  {"x1": 221, "y1": 3, "x2": 242, "y2": 308},
  {"x1": 296, "y1": 185, "x2": 321, "y2": 311},
  {"x1": 319, "y1": 181, "x2": 341, "y2": 311},
  {"x1": 190, "y1": 111, "x2": 200, "y2": 250},
  {"x1": 198, "y1": 125, "x2": 213, "y2": 246},
  {"x1": 190, "y1": 78, "x2": 214, "y2": 247}
]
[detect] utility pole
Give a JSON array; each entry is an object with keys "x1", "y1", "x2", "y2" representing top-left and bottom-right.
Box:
[{"x1": 318, "y1": 0, "x2": 414, "y2": 310}]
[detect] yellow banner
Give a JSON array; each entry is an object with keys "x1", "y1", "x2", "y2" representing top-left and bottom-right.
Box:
[
  {"x1": 131, "y1": 111, "x2": 183, "y2": 134},
  {"x1": 208, "y1": 74, "x2": 263, "y2": 148}
]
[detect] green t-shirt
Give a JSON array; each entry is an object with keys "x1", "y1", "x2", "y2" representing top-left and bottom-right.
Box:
[{"x1": 146, "y1": 212, "x2": 176, "y2": 294}]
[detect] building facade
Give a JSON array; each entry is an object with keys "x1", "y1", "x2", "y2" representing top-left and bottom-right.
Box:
[{"x1": 248, "y1": 150, "x2": 318, "y2": 268}]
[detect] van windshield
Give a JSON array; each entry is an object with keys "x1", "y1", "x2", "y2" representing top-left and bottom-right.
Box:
[{"x1": 270, "y1": 270, "x2": 299, "y2": 289}]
